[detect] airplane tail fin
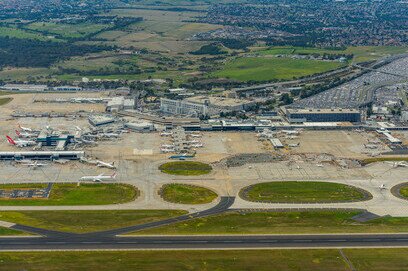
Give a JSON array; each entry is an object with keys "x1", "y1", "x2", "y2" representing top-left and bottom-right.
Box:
[
  {"x1": 111, "y1": 171, "x2": 117, "y2": 178},
  {"x1": 15, "y1": 130, "x2": 21, "y2": 137},
  {"x1": 6, "y1": 135, "x2": 16, "y2": 145}
]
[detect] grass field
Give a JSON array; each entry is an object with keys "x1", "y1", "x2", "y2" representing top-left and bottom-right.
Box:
[
  {"x1": 213, "y1": 57, "x2": 345, "y2": 82},
  {"x1": 136, "y1": 210, "x2": 408, "y2": 235},
  {"x1": 240, "y1": 181, "x2": 370, "y2": 203},
  {"x1": 0, "y1": 67, "x2": 53, "y2": 81},
  {"x1": 2, "y1": 249, "x2": 408, "y2": 270},
  {"x1": 160, "y1": 183, "x2": 217, "y2": 204},
  {"x1": 258, "y1": 46, "x2": 345, "y2": 56},
  {"x1": 397, "y1": 184, "x2": 408, "y2": 199},
  {"x1": 26, "y1": 22, "x2": 109, "y2": 39},
  {"x1": 0, "y1": 97, "x2": 13, "y2": 106},
  {"x1": 159, "y1": 161, "x2": 212, "y2": 176},
  {"x1": 360, "y1": 156, "x2": 408, "y2": 166},
  {"x1": 256, "y1": 46, "x2": 408, "y2": 63},
  {"x1": 0, "y1": 210, "x2": 187, "y2": 233},
  {"x1": 0, "y1": 227, "x2": 28, "y2": 236},
  {"x1": 0, "y1": 183, "x2": 138, "y2": 206},
  {"x1": 0, "y1": 26, "x2": 55, "y2": 41}
]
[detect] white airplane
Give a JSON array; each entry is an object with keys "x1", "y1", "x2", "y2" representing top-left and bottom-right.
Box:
[
  {"x1": 17, "y1": 160, "x2": 48, "y2": 169},
  {"x1": 79, "y1": 172, "x2": 117, "y2": 182},
  {"x1": 386, "y1": 161, "x2": 408, "y2": 168},
  {"x1": 161, "y1": 144, "x2": 175, "y2": 148},
  {"x1": 288, "y1": 143, "x2": 300, "y2": 147},
  {"x1": 6, "y1": 136, "x2": 36, "y2": 147},
  {"x1": 191, "y1": 143, "x2": 203, "y2": 148},
  {"x1": 161, "y1": 148, "x2": 175, "y2": 153},
  {"x1": 160, "y1": 131, "x2": 173, "y2": 136},
  {"x1": 281, "y1": 130, "x2": 300, "y2": 135},
  {"x1": 15, "y1": 130, "x2": 36, "y2": 138},
  {"x1": 18, "y1": 124, "x2": 33, "y2": 132},
  {"x1": 80, "y1": 138, "x2": 98, "y2": 145},
  {"x1": 379, "y1": 184, "x2": 387, "y2": 190},
  {"x1": 185, "y1": 140, "x2": 200, "y2": 144},
  {"x1": 102, "y1": 133, "x2": 120, "y2": 138},
  {"x1": 96, "y1": 161, "x2": 116, "y2": 169}
]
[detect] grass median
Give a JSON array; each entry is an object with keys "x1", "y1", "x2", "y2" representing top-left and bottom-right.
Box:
[
  {"x1": 240, "y1": 181, "x2": 371, "y2": 203},
  {"x1": 1, "y1": 249, "x2": 408, "y2": 270},
  {"x1": 160, "y1": 183, "x2": 218, "y2": 204},
  {"x1": 0, "y1": 183, "x2": 139, "y2": 206},
  {"x1": 159, "y1": 161, "x2": 212, "y2": 176},
  {"x1": 0, "y1": 210, "x2": 187, "y2": 233},
  {"x1": 132, "y1": 210, "x2": 408, "y2": 235}
]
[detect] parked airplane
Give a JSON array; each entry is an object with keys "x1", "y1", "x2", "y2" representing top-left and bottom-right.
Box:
[
  {"x1": 288, "y1": 143, "x2": 300, "y2": 147},
  {"x1": 281, "y1": 130, "x2": 300, "y2": 135},
  {"x1": 102, "y1": 133, "x2": 120, "y2": 138},
  {"x1": 96, "y1": 161, "x2": 116, "y2": 169},
  {"x1": 79, "y1": 172, "x2": 117, "y2": 182},
  {"x1": 18, "y1": 124, "x2": 33, "y2": 132},
  {"x1": 169, "y1": 153, "x2": 195, "y2": 160},
  {"x1": 161, "y1": 144, "x2": 175, "y2": 148},
  {"x1": 386, "y1": 161, "x2": 408, "y2": 168},
  {"x1": 6, "y1": 136, "x2": 36, "y2": 147},
  {"x1": 191, "y1": 143, "x2": 203, "y2": 148},
  {"x1": 15, "y1": 130, "x2": 36, "y2": 138},
  {"x1": 160, "y1": 131, "x2": 173, "y2": 136},
  {"x1": 79, "y1": 138, "x2": 97, "y2": 145},
  {"x1": 17, "y1": 160, "x2": 48, "y2": 169},
  {"x1": 161, "y1": 148, "x2": 175, "y2": 153}
]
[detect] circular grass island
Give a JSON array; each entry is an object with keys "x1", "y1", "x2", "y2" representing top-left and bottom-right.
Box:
[
  {"x1": 391, "y1": 183, "x2": 408, "y2": 200},
  {"x1": 160, "y1": 183, "x2": 218, "y2": 204},
  {"x1": 239, "y1": 181, "x2": 372, "y2": 203},
  {"x1": 0, "y1": 183, "x2": 139, "y2": 206},
  {"x1": 159, "y1": 161, "x2": 212, "y2": 176}
]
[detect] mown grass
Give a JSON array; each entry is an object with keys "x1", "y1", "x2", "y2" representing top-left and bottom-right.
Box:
[
  {"x1": 0, "y1": 226, "x2": 29, "y2": 236},
  {"x1": 160, "y1": 183, "x2": 217, "y2": 204},
  {"x1": 136, "y1": 210, "x2": 408, "y2": 235},
  {"x1": 159, "y1": 161, "x2": 212, "y2": 176},
  {"x1": 257, "y1": 45, "x2": 408, "y2": 63},
  {"x1": 398, "y1": 185, "x2": 408, "y2": 198},
  {"x1": 0, "y1": 210, "x2": 187, "y2": 233},
  {"x1": 0, "y1": 183, "x2": 139, "y2": 206},
  {"x1": 240, "y1": 181, "x2": 370, "y2": 203},
  {"x1": 0, "y1": 26, "x2": 56, "y2": 41},
  {"x1": 0, "y1": 97, "x2": 13, "y2": 106},
  {"x1": 361, "y1": 156, "x2": 408, "y2": 166},
  {"x1": 213, "y1": 57, "x2": 345, "y2": 82},
  {"x1": 2, "y1": 249, "x2": 408, "y2": 271},
  {"x1": 3, "y1": 249, "x2": 408, "y2": 271},
  {"x1": 26, "y1": 22, "x2": 109, "y2": 39}
]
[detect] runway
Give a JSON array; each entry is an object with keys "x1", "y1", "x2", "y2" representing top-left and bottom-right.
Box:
[
  {"x1": 2, "y1": 196, "x2": 408, "y2": 251},
  {"x1": 2, "y1": 234, "x2": 408, "y2": 250}
]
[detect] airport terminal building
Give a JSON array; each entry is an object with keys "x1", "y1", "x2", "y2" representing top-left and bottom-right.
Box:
[{"x1": 284, "y1": 108, "x2": 362, "y2": 123}]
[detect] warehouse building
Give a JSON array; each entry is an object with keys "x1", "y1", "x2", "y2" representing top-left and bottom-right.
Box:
[
  {"x1": 284, "y1": 108, "x2": 362, "y2": 123},
  {"x1": 0, "y1": 84, "x2": 48, "y2": 92}
]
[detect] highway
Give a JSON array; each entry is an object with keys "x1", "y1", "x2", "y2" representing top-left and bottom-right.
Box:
[{"x1": 2, "y1": 196, "x2": 408, "y2": 250}]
